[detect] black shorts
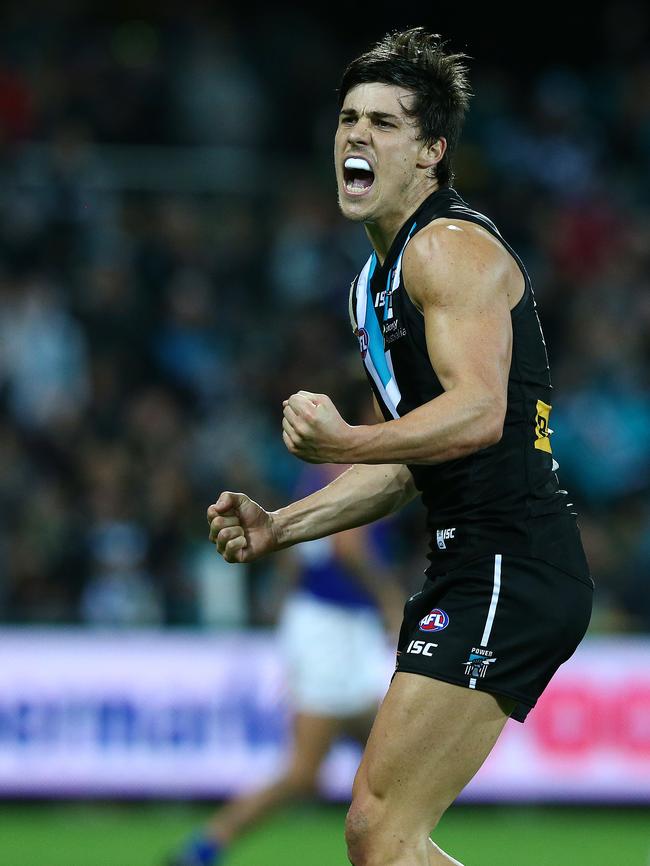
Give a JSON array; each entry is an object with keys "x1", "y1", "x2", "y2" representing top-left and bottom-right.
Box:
[{"x1": 395, "y1": 554, "x2": 594, "y2": 722}]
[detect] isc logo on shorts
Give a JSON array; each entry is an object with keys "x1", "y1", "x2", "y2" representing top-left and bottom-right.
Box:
[
  {"x1": 406, "y1": 640, "x2": 438, "y2": 656},
  {"x1": 418, "y1": 609, "x2": 449, "y2": 632}
]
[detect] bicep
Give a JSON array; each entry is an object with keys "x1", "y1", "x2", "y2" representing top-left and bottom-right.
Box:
[
  {"x1": 421, "y1": 286, "x2": 512, "y2": 405},
  {"x1": 406, "y1": 225, "x2": 514, "y2": 409}
]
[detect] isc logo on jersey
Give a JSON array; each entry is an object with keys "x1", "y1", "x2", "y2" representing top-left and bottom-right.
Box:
[
  {"x1": 419, "y1": 609, "x2": 449, "y2": 632},
  {"x1": 436, "y1": 527, "x2": 456, "y2": 550}
]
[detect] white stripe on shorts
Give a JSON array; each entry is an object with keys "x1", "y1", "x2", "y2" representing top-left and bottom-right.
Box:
[{"x1": 469, "y1": 553, "x2": 502, "y2": 690}]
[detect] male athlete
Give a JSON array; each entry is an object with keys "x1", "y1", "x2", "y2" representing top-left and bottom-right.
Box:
[{"x1": 207, "y1": 28, "x2": 593, "y2": 866}]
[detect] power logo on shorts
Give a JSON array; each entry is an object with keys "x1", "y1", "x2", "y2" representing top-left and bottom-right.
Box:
[{"x1": 419, "y1": 609, "x2": 449, "y2": 632}]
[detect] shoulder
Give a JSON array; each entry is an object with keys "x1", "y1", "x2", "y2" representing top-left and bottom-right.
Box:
[{"x1": 402, "y1": 218, "x2": 515, "y2": 309}]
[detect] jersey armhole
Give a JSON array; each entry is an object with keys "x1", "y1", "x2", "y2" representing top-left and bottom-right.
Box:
[
  {"x1": 509, "y1": 277, "x2": 531, "y2": 319},
  {"x1": 400, "y1": 216, "x2": 533, "y2": 321}
]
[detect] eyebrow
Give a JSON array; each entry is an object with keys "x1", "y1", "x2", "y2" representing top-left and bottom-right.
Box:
[{"x1": 339, "y1": 108, "x2": 401, "y2": 122}]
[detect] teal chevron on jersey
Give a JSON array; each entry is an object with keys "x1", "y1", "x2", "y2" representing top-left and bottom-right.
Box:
[{"x1": 355, "y1": 252, "x2": 401, "y2": 418}]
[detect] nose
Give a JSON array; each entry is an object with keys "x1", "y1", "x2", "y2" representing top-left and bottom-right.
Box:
[{"x1": 347, "y1": 117, "x2": 371, "y2": 146}]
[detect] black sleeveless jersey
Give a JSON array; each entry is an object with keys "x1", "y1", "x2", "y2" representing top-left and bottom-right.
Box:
[{"x1": 349, "y1": 186, "x2": 591, "y2": 582}]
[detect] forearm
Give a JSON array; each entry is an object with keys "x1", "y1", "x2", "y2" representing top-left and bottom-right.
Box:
[
  {"x1": 344, "y1": 389, "x2": 504, "y2": 465},
  {"x1": 271, "y1": 463, "x2": 416, "y2": 548}
]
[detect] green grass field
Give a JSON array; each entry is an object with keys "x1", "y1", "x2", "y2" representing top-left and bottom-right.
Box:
[{"x1": 0, "y1": 803, "x2": 648, "y2": 866}]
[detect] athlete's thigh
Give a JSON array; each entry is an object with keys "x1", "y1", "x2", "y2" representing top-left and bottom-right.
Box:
[{"x1": 353, "y1": 671, "x2": 514, "y2": 830}]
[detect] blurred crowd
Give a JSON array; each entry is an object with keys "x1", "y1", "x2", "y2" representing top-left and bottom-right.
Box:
[{"x1": 0, "y1": 5, "x2": 648, "y2": 631}]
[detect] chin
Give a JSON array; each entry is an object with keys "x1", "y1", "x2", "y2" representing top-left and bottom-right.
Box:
[
  {"x1": 339, "y1": 205, "x2": 368, "y2": 223},
  {"x1": 337, "y1": 192, "x2": 375, "y2": 222}
]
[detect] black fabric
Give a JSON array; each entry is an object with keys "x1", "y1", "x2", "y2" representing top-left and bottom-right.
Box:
[
  {"x1": 350, "y1": 186, "x2": 592, "y2": 584},
  {"x1": 395, "y1": 555, "x2": 594, "y2": 722}
]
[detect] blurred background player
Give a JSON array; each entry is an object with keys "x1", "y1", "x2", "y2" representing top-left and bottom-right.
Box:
[{"x1": 167, "y1": 462, "x2": 403, "y2": 866}]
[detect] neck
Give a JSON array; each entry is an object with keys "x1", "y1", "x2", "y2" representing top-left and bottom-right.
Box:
[{"x1": 364, "y1": 180, "x2": 440, "y2": 264}]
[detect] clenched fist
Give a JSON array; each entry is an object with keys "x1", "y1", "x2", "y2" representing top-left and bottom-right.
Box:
[
  {"x1": 282, "y1": 390, "x2": 355, "y2": 463},
  {"x1": 207, "y1": 492, "x2": 278, "y2": 563}
]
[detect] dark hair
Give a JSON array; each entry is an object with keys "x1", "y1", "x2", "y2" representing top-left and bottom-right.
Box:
[{"x1": 338, "y1": 28, "x2": 472, "y2": 186}]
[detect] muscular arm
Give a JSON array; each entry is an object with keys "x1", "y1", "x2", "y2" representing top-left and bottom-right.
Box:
[
  {"x1": 285, "y1": 222, "x2": 517, "y2": 466},
  {"x1": 208, "y1": 462, "x2": 416, "y2": 563},
  {"x1": 210, "y1": 396, "x2": 417, "y2": 564},
  {"x1": 274, "y1": 397, "x2": 416, "y2": 546},
  {"x1": 271, "y1": 462, "x2": 416, "y2": 548}
]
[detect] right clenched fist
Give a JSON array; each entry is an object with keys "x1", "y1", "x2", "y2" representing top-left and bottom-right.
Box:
[{"x1": 207, "y1": 492, "x2": 278, "y2": 563}]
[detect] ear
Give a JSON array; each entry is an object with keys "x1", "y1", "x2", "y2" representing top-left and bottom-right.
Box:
[{"x1": 416, "y1": 137, "x2": 447, "y2": 169}]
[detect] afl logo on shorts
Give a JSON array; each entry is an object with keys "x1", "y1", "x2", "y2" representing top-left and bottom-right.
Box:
[
  {"x1": 419, "y1": 609, "x2": 449, "y2": 632},
  {"x1": 355, "y1": 327, "x2": 369, "y2": 359}
]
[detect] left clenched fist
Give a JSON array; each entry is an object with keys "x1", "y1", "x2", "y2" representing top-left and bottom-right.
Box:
[{"x1": 282, "y1": 390, "x2": 355, "y2": 463}]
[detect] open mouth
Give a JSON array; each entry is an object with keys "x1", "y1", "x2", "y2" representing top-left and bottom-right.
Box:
[{"x1": 343, "y1": 157, "x2": 375, "y2": 196}]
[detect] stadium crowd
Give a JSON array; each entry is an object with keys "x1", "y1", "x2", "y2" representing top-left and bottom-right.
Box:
[{"x1": 0, "y1": 6, "x2": 648, "y2": 631}]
